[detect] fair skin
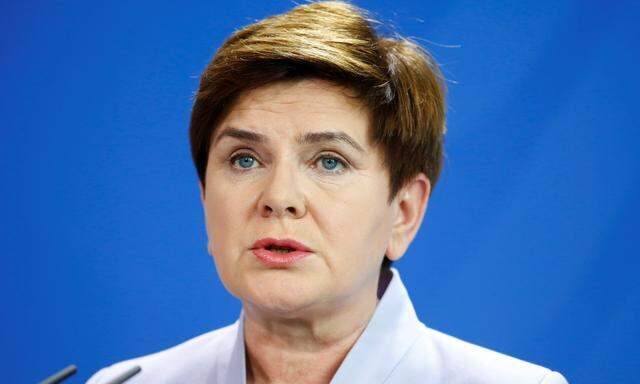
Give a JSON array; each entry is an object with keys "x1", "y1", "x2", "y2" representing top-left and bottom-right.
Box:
[{"x1": 200, "y1": 78, "x2": 430, "y2": 383}]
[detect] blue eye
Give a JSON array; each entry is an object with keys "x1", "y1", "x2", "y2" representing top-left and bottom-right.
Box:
[
  {"x1": 321, "y1": 157, "x2": 338, "y2": 170},
  {"x1": 317, "y1": 155, "x2": 347, "y2": 173},
  {"x1": 231, "y1": 154, "x2": 258, "y2": 169},
  {"x1": 229, "y1": 152, "x2": 347, "y2": 174}
]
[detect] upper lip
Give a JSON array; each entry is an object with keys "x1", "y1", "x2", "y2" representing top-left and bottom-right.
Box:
[{"x1": 251, "y1": 237, "x2": 312, "y2": 252}]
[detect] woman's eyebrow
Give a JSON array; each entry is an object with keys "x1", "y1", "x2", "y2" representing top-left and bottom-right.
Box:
[
  {"x1": 297, "y1": 131, "x2": 364, "y2": 153},
  {"x1": 212, "y1": 127, "x2": 364, "y2": 153},
  {"x1": 212, "y1": 127, "x2": 266, "y2": 147}
]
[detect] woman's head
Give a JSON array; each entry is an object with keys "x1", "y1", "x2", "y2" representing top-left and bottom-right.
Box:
[
  {"x1": 191, "y1": 0, "x2": 446, "y2": 202},
  {"x1": 190, "y1": 1, "x2": 446, "y2": 315}
]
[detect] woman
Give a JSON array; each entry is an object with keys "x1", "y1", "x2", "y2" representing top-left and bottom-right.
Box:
[{"x1": 88, "y1": 1, "x2": 567, "y2": 383}]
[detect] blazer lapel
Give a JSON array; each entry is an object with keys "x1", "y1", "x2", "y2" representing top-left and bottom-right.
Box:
[{"x1": 330, "y1": 268, "x2": 423, "y2": 384}]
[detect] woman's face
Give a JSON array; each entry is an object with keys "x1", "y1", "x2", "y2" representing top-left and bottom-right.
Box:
[{"x1": 201, "y1": 78, "x2": 399, "y2": 316}]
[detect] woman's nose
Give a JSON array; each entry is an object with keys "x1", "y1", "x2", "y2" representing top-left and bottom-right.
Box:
[{"x1": 258, "y1": 163, "x2": 307, "y2": 219}]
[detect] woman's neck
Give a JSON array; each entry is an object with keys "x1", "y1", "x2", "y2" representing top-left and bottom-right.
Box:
[{"x1": 242, "y1": 274, "x2": 385, "y2": 384}]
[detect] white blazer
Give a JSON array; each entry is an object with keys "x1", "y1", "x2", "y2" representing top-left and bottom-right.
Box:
[{"x1": 87, "y1": 268, "x2": 568, "y2": 383}]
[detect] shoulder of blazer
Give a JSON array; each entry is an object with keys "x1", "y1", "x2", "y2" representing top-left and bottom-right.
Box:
[
  {"x1": 395, "y1": 324, "x2": 569, "y2": 384},
  {"x1": 539, "y1": 370, "x2": 569, "y2": 384},
  {"x1": 86, "y1": 322, "x2": 238, "y2": 384}
]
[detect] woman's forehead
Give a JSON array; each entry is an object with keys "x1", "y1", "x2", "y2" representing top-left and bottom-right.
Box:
[
  {"x1": 215, "y1": 79, "x2": 372, "y2": 148},
  {"x1": 230, "y1": 79, "x2": 367, "y2": 119}
]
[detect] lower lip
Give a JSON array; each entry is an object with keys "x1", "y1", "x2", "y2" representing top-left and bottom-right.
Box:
[{"x1": 252, "y1": 249, "x2": 312, "y2": 267}]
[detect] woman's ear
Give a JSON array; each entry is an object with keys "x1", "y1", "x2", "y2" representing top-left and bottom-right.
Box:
[{"x1": 386, "y1": 173, "x2": 431, "y2": 261}]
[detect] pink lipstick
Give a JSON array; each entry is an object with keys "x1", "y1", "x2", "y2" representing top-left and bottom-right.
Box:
[{"x1": 251, "y1": 238, "x2": 313, "y2": 267}]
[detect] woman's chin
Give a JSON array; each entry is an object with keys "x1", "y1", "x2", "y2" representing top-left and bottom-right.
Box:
[{"x1": 240, "y1": 272, "x2": 328, "y2": 317}]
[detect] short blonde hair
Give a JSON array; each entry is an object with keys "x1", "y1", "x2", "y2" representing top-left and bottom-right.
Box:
[{"x1": 190, "y1": 0, "x2": 446, "y2": 201}]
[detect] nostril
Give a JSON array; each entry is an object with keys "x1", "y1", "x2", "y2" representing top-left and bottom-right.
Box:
[{"x1": 261, "y1": 204, "x2": 300, "y2": 217}]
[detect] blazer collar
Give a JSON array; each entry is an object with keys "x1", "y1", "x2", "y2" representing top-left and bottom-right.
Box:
[{"x1": 224, "y1": 268, "x2": 422, "y2": 384}]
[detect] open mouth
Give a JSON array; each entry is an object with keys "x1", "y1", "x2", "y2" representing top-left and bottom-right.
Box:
[
  {"x1": 265, "y1": 245, "x2": 295, "y2": 254},
  {"x1": 251, "y1": 238, "x2": 312, "y2": 266},
  {"x1": 251, "y1": 237, "x2": 312, "y2": 253}
]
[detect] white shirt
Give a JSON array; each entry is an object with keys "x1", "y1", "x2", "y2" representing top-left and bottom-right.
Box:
[{"x1": 87, "y1": 268, "x2": 568, "y2": 383}]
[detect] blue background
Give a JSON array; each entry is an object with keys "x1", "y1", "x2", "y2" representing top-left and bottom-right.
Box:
[{"x1": 2, "y1": 1, "x2": 638, "y2": 382}]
